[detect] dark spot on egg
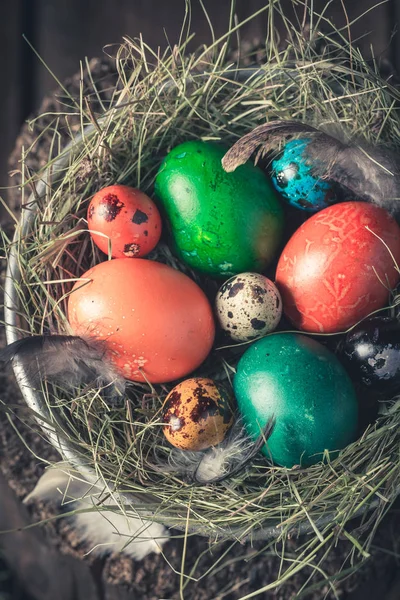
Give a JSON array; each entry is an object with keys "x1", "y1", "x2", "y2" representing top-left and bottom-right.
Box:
[
  {"x1": 98, "y1": 194, "x2": 124, "y2": 222},
  {"x1": 164, "y1": 390, "x2": 181, "y2": 409},
  {"x1": 297, "y1": 198, "x2": 314, "y2": 209},
  {"x1": 143, "y1": 230, "x2": 149, "y2": 237},
  {"x1": 251, "y1": 284, "x2": 267, "y2": 303},
  {"x1": 374, "y1": 358, "x2": 386, "y2": 370},
  {"x1": 251, "y1": 318, "x2": 266, "y2": 330},
  {"x1": 88, "y1": 205, "x2": 95, "y2": 219},
  {"x1": 219, "y1": 280, "x2": 236, "y2": 296},
  {"x1": 228, "y1": 282, "x2": 244, "y2": 298},
  {"x1": 123, "y1": 242, "x2": 141, "y2": 257},
  {"x1": 190, "y1": 384, "x2": 219, "y2": 423},
  {"x1": 132, "y1": 209, "x2": 149, "y2": 224},
  {"x1": 227, "y1": 311, "x2": 233, "y2": 318}
]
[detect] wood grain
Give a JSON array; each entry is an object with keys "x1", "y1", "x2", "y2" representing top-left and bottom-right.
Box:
[{"x1": 0, "y1": 1, "x2": 23, "y2": 192}]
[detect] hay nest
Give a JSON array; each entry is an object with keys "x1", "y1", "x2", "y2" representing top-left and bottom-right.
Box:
[{"x1": 3, "y1": 4, "x2": 400, "y2": 595}]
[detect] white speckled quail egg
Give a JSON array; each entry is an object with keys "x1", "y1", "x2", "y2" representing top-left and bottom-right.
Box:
[{"x1": 215, "y1": 273, "x2": 282, "y2": 342}]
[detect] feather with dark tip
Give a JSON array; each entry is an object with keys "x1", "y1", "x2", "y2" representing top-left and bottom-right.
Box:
[
  {"x1": 194, "y1": 416, "x2": 276, "y2": 485},
  {"x1": 222, "y1": 120, "x2": 400, "y2": 215},
  {"x1": 0, "y1": 335, "x2": 125, "y2": 402},
  {"x1": 162, "y1": 417, "x2": 275, "y2": 485}
]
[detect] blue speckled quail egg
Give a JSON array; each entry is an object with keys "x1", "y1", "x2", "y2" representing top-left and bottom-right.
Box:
[
  {"x1": 215, "y1": 273, "x2": 282, "y2": 342},
  {"x1": 271, "y1": 138, "x2": 336, "y2": 212}
]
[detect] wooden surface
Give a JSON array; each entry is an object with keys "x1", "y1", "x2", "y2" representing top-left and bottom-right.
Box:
[{"x1": 0, "y1": 0, "x2": 396, "y2": 190}]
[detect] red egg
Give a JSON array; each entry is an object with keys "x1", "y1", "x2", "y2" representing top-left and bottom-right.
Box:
[
  {"x1": 275, "y1": 202, "x2": 400, "y2": 333},
  {"x1": 68, "y1": 259, "x2": 215, "y2": 383},
  {"x1": 87, "y1": 184, "x2": 162, "y2": 258}
]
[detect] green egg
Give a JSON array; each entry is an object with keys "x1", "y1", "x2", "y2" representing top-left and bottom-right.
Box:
[
  {"x1": 154, "y1": 140, "x2": 284, "y2": 277},
  {"x1": 233, "y1": 333, "x2": 358, "y2": 468}
]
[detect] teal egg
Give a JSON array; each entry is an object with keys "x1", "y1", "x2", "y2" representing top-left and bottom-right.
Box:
[
  {"x1": 271, "y1": 138, "x2": 336, "y2": 212},
  {"x1": 233, "y1": 333, "x2": 358, "y2": 468}
]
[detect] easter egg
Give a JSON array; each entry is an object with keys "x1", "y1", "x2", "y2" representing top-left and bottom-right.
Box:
[
  {"x1": 154, "y1": 140, "x2": 284, "y2": 277},
  {"x1": 162, "y1": 378, "x2": 234, "y2": 451},
  {"x1": 337, "y1": 316, "x2": 400, "y2": 394},
  {"x1": 87, "y1": 184, "x2": 162, "y2": 258},
  {"x1": 68, "y1": 259, "x2": 215, "y2": 383},
  {"x1": 215, "y1": 273, "x2": 282, "y2": 342},
  {"x1": 233, "y1": 333, "x2": 358, "y2": 468},
  {"x1": 275, "y1": 202, "x2": 400, "y2": 333},
  {"x1": 271, "y1": 138, "x2": 336, "y2": 212}
]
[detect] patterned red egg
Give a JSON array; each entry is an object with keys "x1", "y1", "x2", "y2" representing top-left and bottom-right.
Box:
[
  {"x1": 68, "y1": 258, "x2": 215, "y2": 383},
  {"x1": 275, "y1": 202, "x2": 400, "y2": 333},
  {"x1": 87, "y1": 184, "x2": 162, "y2": 258}
]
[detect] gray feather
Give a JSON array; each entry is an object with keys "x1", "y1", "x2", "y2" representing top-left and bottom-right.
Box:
[
  {"x1": 222, "y1": 120, "x2": 400, "y2": 214},
  {"x1": 163, "y1": 417, "x2": 275, "y2": 484},
  {"x1": 0, "y1": 335, "x2": 125, "y2": 402}
]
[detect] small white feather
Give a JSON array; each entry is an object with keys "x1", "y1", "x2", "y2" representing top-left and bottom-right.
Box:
[
  {"x1": 24, "y1": 463, "x2": 169, "y2": 559},
  {"x1": 165, "y1": 421, "x2": 259, "y2": 484},
  {"x1": 195, "y1": 435, "x2": 250, "y2": 483},
  {"x1": 195, "y1": 424, "x2": 256, "y2": 483}
]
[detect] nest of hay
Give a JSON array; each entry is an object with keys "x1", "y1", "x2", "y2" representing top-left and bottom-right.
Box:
[{"x1": 4, "y1": 3, "x2": 400, "y2": 594}]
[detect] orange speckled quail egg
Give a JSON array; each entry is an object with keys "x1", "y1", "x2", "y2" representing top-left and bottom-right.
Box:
[
  {"x1": 215, "y1": 273, "x2": 282, "y2": 342},
  {"x1": 162, "y1": 378, "x2": 234, "y2": 451}
]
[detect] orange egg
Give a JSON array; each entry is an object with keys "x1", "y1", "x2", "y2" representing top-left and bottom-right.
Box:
[
  {"x1": 87, "y1": 184, "x2": 162, "y2": 258},
  {"x1": 162, "y1": 378, "x2": 234, "y2": 451},
  {"x1": 68, "y1": 259, "x2": 215, "y2": 383}
]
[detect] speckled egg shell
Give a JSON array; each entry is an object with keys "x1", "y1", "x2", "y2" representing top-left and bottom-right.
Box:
[
  {"x1": 337, "y1": 316, "x2": 400, "y2": 394},
  {"x1": 233, "y1": 333, "x2": 358, "y2": 468},
  {"x1": 87, "y1": 184, "x2": 162, "y2": 258},
  {"x1": 162, "y1": 378, "x2": 234, "y2": 451},
  {"x1": 215, "y1": 273, "x2": 282, "y2": 342},
  {"x1": 271, "y1": 138, "x2": 336, "y2": 212}
]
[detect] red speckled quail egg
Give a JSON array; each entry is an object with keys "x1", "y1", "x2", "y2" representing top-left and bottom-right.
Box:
[
  {"x1": 87, "y1": 184, "x2": 162, "y2": 258},
  {"x1": 215, "y1": 273, "x2": 282, "y2": 342},
  {"x1": 162, "y1": 378, "x2": 234, "y2": 451}
]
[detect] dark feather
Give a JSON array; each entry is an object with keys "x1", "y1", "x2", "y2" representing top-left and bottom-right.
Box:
[
  {"x1": 0, "y1": 335, "x2": 125, "y2": 402},
  {"x1": 222, "y1": 120, "x2": 400, "y2": 214}
]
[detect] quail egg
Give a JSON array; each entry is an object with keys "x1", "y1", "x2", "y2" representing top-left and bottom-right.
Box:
[{"x1": 215, "y1": 273, "x2": 282, "y2": 342}]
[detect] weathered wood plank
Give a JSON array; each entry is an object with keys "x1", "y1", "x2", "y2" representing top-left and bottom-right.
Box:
[{"x1": 0, "y1": 1, "x2": 23, "y2": 193}]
